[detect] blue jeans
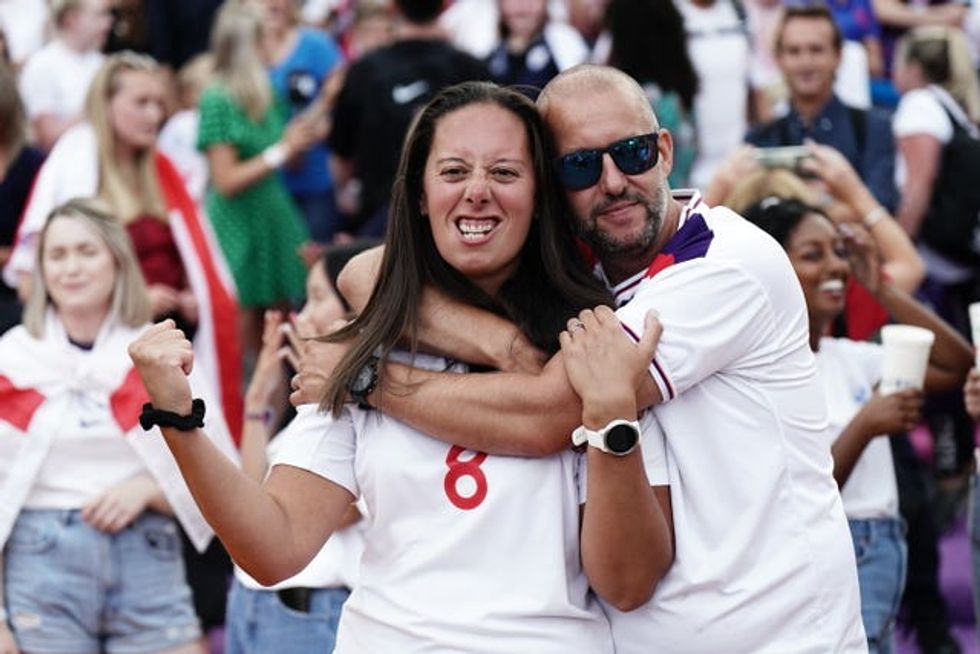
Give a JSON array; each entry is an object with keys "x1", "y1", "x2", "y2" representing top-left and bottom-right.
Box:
[
  {"x1": 224, "y1": 577, "x2": 349, "y2": 654},
  {"x1": 4, "y1": 510, "x2": 201, "y2": 654},
  {"x1": 849, "y1": 517, "x2": 908, "y2": 654}
]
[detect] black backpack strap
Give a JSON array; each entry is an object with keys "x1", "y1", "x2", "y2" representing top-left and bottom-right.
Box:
[
  {"x1": 775, "y1": 114, "x2": 792, "y2": 144},
  {"x1": 730, "y1": 0, "x2": 750, "y2": 38},
  {"x1": 847, "y1": 106, "x2": 867, "y2": 157}
]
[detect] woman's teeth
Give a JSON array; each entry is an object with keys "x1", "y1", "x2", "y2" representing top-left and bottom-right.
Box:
[
  {"x1": 819, "y1": 279, "x2": 844, "y2": 293},
  {"x1": 458, "y1": 219, "x2": 496, "y2": 240}
]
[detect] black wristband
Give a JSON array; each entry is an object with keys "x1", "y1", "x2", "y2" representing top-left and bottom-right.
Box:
[{"x1": 140, "y1": 398, "x2": 206, "y2": 432}]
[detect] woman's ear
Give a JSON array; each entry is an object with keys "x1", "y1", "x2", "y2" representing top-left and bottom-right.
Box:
[{"x1": 419, "y1": 192, "x2": 428, "y2": 216}]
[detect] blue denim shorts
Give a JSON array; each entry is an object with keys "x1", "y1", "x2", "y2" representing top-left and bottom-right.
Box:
[
  {"x1": 3, "y1": 509, "x2": 201, "y2": 654},
  {"x1": 849, "y1": 517, "x2": 908, "y2": 654},
  {"x1": 224, "y1": 577, "x2": 349, "y2": 654}
]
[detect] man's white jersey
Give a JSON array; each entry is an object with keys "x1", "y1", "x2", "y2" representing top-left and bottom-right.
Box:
[
  {"x1": 275, "y1": 355, "x2": 612, "y2": 654},
  {"x1": 603, "y1": 193, "x2": 866, "y2": 653}
]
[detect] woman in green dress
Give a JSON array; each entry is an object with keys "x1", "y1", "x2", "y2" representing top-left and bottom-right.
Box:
[{"x1": 198, "y1": 2, "x2": 323, "y2": 354}]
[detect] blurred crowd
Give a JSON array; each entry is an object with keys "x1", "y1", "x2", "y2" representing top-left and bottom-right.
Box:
[{"x1": 1, "y1": 0, "x2": 980, "y2": 653}]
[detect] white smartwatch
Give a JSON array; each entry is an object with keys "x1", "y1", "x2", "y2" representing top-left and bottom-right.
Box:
[{"x1": 572, "y1": 419, "x2": 640, "y2": 456}]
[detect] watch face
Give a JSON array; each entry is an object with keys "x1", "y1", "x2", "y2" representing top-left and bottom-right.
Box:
[
  {"x1": 352, "y1": 362, "x2": 375, "y2": 394},
  {"x1": 606, "y1": 423, "x2": 639, "y2": 454}
]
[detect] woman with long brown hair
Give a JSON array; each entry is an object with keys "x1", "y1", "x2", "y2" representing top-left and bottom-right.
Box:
[{"x1": 128, "y1": 81, "x2": 644, "y2": 653}]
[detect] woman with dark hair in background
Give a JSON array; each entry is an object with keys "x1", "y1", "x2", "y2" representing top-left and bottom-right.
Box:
[
  {"x1": 0, "y1": 64, "x2": 44, "y2": 333},
  {"x1": 225, "y1": 240, "x2": 377, "y2": 654},
  {"x1": 597, "y1": 0, "x2": 699, "y2": 187},
  {"x1": 744, "y1": 197, "x2": 971, "y2": 653}
]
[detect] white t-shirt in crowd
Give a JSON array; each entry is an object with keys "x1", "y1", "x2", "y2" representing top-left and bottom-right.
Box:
[
  {"x1": 274, "y1": 356, "x2": 612, "y2": 654},
  {"x1": 815, "y1": 337, "x2": 898, "y2": 520},
  {"x1": 235, "y1": 409, "x2": 365, "y2": 592},
  {"x1": 440, "y1": 0, "x2": 571, "y2": 58},
  {"x1": 0, "y1": 0, "x2": 48, "y2": 65},
  {"x1": 18, "y1": 38, "x2": 103, "y2": 122},
  {"x1": 893, "y1": 86, "x2": 956, "y2": 151},
  {"x1": 23, "y1": 370, "x2": 146, "y2": 509},
  {"x1": 678, "y1": 0, "x2": 752, "y2": 189},
  {"x1": 599, "y1": 194, "x2": 866, "y2": 653}
]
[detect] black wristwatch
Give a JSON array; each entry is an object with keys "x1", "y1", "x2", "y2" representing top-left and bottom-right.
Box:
[{"x1": 349, "y1": 356, "x2": 379, "y2": 408}]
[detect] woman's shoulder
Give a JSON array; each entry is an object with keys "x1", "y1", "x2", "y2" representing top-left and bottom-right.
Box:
[{"x1": 894, "y1": 88, "x2": 952, "y2": 140}]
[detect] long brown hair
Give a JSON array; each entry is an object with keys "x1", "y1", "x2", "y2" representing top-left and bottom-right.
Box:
[{"x1": 323, "y1": 81, "x2": 611, "y2": 414}]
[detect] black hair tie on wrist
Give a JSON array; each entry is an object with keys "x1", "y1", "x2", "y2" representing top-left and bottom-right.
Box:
[{"x1": 139, "y1": 398, "x2": 206, "y2": 432}]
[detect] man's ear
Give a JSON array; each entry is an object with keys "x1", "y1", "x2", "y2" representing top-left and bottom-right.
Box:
[{"x1": 657, "y1": 128, "x2": 674, "y2": 180}]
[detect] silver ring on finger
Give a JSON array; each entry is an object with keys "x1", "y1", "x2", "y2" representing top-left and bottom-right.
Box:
[{"x1": 568, "y1": 320, "x2": 585, "y2": 333}]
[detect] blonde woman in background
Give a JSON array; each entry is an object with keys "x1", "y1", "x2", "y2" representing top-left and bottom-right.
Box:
[
  {"x1": 199, "y1": 2, "x2": 323, "y2": 357},
  {"x1": 0, "y1": 199, "x2": 236, "y2": 654},
  {"x1": 892, "y1": 26, "x2": 980, "y2": 264},
  {"x1": 3, "y1": 51, "x2": 244, "y2": 445}
]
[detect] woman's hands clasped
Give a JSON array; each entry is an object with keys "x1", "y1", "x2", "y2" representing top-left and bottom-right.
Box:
[{"x1": 560, "y1": 307, "x2": 662, "y2": 420}]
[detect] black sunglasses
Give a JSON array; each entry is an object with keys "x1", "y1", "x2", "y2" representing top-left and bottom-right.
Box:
[{"x1": 553, "y1": 132, "x2": 660, "y2": 191}]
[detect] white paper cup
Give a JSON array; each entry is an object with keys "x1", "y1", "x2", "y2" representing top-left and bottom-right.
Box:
[
  {"x1": 968, "y1": 302, "x2": 980, "y2": 367},
  {"x1": 879, "y1": 325, "x2": 935, "y2": 395}
]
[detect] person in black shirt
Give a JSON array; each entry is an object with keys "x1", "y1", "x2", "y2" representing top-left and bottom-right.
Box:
[{"x1": 328, "y1": 0, "x2": 488, "y2": 239}]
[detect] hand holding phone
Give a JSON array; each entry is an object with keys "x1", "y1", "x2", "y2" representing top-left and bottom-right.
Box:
[{"x1": 754, "y1": 145, "x2": 811, "y2": 170}]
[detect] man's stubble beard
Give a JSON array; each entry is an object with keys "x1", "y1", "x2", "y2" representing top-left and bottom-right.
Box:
[{"x1": 577, "y1": 184, "x2": 669, "y2": 258}]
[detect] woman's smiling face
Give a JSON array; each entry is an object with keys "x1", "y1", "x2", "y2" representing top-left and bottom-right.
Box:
[
  {"x1": 422, "y1": 102, "x2": 536, "y2": 296},
  {"x1": 785, "y1": 211, "x2": 851, "y2": 325}
]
